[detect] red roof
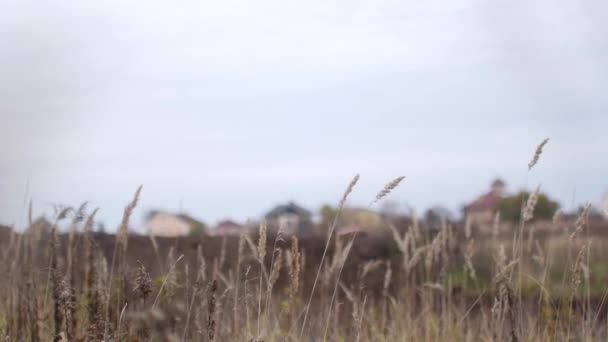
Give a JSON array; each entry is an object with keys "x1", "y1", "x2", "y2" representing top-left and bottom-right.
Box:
[
  {"x1": 465, "y1": 191, "x2": 500, "y2": 212},
  {"x1": 211, "y1": 220, "x2": 243, "y2": 236}
]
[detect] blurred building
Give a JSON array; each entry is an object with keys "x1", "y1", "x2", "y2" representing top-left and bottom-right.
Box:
[
  {"x1": 210, "y1": 220, "x2": 244, "y2": 236},
  {"x1": 463, "y1": 179, "x2": 506, "y2": 231},
  {"x1": 145, "y1": 211, "x2": 206, "y2": 237},
  {"x1": 265, "y1": 201, "x2": 313, "y2": 235}
]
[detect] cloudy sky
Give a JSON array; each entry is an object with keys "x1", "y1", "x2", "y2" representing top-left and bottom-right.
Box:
[{"x1": 1, "y1": 0, "x2": 607, "y2": 230}]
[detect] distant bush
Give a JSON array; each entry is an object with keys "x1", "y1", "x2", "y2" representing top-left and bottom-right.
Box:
[
  {"x1": 497, "y1": 191, "x2": 559, "y2": 222},
  {"x1": 189, "y1": 221, "x2": 207, "y2": 235}
]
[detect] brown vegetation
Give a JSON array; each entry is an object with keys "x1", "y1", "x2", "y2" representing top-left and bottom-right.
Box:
[{"x1": 1, "y1": 141, "x2": 608, "y2": 341}]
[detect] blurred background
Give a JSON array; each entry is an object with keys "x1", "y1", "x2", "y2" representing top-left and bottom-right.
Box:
[{"x1": 1, "y1": 0, "x2": 607, "y2": 231}]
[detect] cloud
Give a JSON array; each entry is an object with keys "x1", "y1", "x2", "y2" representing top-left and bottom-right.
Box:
[{"x1": 1, "y1": 0, "x2": 607, "y2": 227}]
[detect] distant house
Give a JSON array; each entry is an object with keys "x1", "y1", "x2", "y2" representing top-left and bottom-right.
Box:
[
  {"x1": 463, "y1": 179, "x2": 506, "y2": 231},
  {"x1": 211, "y1": 220, "x2": 243, "y2": 236},
  {"x1": 265, "y1": 201, "x2": 313, "y2": 235},
  {"x1": 145, "y1": 211, "x2": 206, "y2": 237}
]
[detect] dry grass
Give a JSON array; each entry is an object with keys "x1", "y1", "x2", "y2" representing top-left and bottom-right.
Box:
[{"x1": 1, "y1": 143, "x2": 607, "y2": 341}]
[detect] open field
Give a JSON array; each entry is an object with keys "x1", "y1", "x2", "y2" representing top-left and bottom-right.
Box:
[{"x1": 1, "y1": 182, "x2": 608, "y2": 342}]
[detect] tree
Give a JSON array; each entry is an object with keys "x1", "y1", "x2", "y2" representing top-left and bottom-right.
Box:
[
  {"x1": 423, "y1": 206, "x2": 453, "y2": 229},
  {"x1": 189, "y1": 221, "x2": 207, "y2": 235},
  {"x1": 497, "y1": 191, "x2": 559, "y2": 223}
]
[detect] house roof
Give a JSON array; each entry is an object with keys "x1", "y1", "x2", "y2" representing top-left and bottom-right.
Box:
[
  {"x1": 464, "y1": 179, "x2": 506, "y2": 213},
  {"x1": 215, "y1": 220, "x2": 242, "y2": 228},
  {"x1": 176, "y1": 213, "x2": 204, "y2": 226},
  {"x1": 147, "y1": 211, "x2": 201, "y2": 224},
  {"x1": 211, "y1": 220, "x2": 243, "y2": 236},
  {"x1": 146, "y1": 211, "x2": 207, "y2": 232},
  {"x1": 265, "y1": 201, "x2": 312, "y2": 219},
  {"x1": 465, "y1": 191, "x2": 501, "y2": 212},
  {"x1": 146, "y1": 212, "x2": 192, "y2": 236}
]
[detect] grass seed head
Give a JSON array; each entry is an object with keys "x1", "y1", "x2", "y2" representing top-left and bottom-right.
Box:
[
  {"x1": 339, "y1": 174, "x2": 360, "y2": 209},
  {"x1": 528, "y1": 137, "x2": 549, "y2": 170},
  {"x1": 134, "y1": 260, "x2": 152, "y2": 302},
  {"x1": 372, "y1": 176, "x2": 405, "y2": 205},
  {"x1": 257, "y1": 221, "x2": 267, "y2": 261},
  {"x1": 522, "y1": 186, "x2": 541, "y2": 222}
]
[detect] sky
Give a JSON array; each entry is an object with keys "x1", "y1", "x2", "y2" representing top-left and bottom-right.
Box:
[{"x1": 1, "y1": 0, "x2": 607, "y2": 231}]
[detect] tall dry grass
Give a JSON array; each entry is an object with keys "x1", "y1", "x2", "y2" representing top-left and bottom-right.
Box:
[{"x1": 1, "y1": 140, "x2": 607, "y2": 341}]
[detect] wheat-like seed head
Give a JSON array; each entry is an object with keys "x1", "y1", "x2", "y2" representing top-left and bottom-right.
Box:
[
  {"x1": 57, "y1": 276, "x2": 75, "y2": 310},
  {"x1": 74, "y1": 201, "x2": 89, "y2": 223},
  {"x1": 528, "y1": 137, "x2": 549, "y2": 170},
  {"x1": 134, "y1": 260, "x2": 152, "y2": 302},
  {"x1": 570, "y1": 203, "x2": 592, "y2": 240},
  {"x1": 55, "y1": 205, "x2": 74, "y2": 221},
  {"x1": 206, "y1": 279, "x2": 218, "y2": 341},
  {"x1": 287, "y1": 236, "x2": 301, "y2": 300},
  {"x1": 372, "y1": 176, "x2": 405, "y2": 205},
  {"x1": 118, "y1": 185, "x2": 143, "y2": 252},
  {"x1": 85, "y1": 310, "x2": 107, "y2": 341},
  {"x1": 339, "y1": 174, "x2": 360, "y2": 209},
  {"x1": 82, "y1": 207, "x2": 98, "y2": 232},
  {"x1": 522, "y1": 186, "x2": 541, "y2": 222},
  {"x1": 425, "y1": 229, "x2": 444, "y2": 273},
  {"x1": 269, "y1": 249, "x2": 282, "y2": 287},
  {"x1": 257, "y1": 221, "x2": 267, "y2": 261}
]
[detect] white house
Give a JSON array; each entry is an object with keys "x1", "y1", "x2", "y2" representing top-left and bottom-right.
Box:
[{"x1": 145, "y1": 211, "x2": 206, "y2": 237}]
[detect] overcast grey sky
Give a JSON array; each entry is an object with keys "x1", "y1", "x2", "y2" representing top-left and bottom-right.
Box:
[{"x1": 1, "y1": 0, "x2": 607, "y2": 230}]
